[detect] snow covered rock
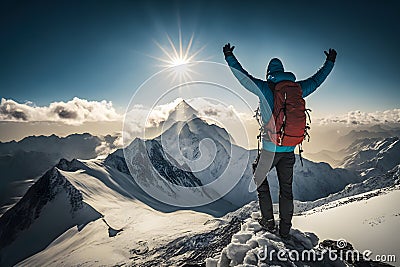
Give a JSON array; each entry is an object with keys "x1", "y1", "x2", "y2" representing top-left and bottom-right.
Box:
[
  {"x1": 57, "y1": 157, "x2": 86, "y2": 172},
  {"x1": 206, "y1": 211, "x2": 352, "y2": 267},
  {"x1": 146, "y1": 139, "x2": 203, "y2": 187}
]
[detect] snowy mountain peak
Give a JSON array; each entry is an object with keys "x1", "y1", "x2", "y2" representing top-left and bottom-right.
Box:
[
  {"x1": 167, "y1": 99, "x2": 198, "y2": 122},
  {"x1": 0, "y1": 167, "x2": 83, "y2": 248},
  {"x1": 174, "y1": 99, "x2": 196, "y2": 112},
  {"x1": 0, "y1": 165, "x2": 101, "y2": 266},
  {"x1": 159, "y1": 116, "x2": 233, "y2": 152}
]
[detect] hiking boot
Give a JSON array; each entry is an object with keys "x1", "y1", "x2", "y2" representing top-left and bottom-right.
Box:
[
  {"x1": 279, "y1": 231, "x2": 290, "y2": 240},
  {"x1": 257, "y1": 218, "x2": 276, "y2": 232},
  {"x1": 278, "y1": 219, "x2": 291, "y2": 239}
]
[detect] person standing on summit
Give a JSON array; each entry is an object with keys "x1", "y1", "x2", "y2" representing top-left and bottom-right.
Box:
[{"x1": 223, "y1": 43, "x2": 336, "y2": 238}]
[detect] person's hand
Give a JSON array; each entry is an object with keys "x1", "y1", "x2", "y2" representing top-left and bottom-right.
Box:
[
  {"x1": 324, "y1": 48, "x2": 337, "y2": 63},
  {"x1": 223, "y1": 43, "x2": 235, "y2": 57}
]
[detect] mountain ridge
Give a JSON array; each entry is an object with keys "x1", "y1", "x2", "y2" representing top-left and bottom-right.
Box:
[{"x1": 0, "y1": 164, "x2": 102, "y2": 266}]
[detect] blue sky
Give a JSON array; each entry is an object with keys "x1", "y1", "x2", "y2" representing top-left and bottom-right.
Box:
[{"x1": 1, "y1": 0, "x2": 399, "y2": 116}]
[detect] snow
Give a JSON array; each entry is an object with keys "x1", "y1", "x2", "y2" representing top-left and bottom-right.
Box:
[
  {"x1": 155, "y1": 117, "x2": 255, "y2": 207},
  {"x1": 0, "y1": 133, "x2": 120, "y2": 216},
  {"x1": 1, "y1": 101, "x2": 399, "y2": 266},
  {"x1": 0, "y1": 167, "x2": 101, "y2": 266},
  {"x1": 166, "y1": 99, "x2": 199, "y2": 123},
  {"x1": 341, "y1": 136, "x2": 400, "y2": 176},
  {"x1": 15, "y1": 159, "x2": 219, "y2": 266},
  {"x1": 293, "y1": 186, "x2": 400, "y2": 266},
  {"x1": 157, "y1": 115, "x2": 362, "y2": 207},
  {"x1": 205, "y1": 211, "x2": 342, "y2": 267},
  {"x1": 206, "y1": 187, "x2": 400, "y2": 266},
  {"x1": 293, "y1": 164, "x2": 400, "y2": 214}
]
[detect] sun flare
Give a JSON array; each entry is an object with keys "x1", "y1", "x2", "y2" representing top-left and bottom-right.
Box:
[
  {"x1": 153, "y1": 30, "x2": 204, "y2": 68},
  {"x1": 171, "y1": 58, "x2": 188, "y2": 67}
]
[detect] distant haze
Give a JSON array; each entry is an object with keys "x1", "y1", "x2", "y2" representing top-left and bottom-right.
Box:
[
  {"x1": 1, "y1": 97, "x2": 399, "y2": 158},
  {"x1": 0, "y1": 121, "x2": 122, "y2": 142}
]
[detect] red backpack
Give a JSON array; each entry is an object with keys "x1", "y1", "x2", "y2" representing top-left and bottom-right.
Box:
[{"x1": 264, "y1": 81, "x2": 310, "y2": 147}]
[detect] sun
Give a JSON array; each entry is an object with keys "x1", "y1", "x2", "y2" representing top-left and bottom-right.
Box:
[
  {"x1": 171, "y1": 57, "x2": 188, "y2": 67},
  {"x1": 152, "y1": 30, "x2": 204, "y2": 68}
]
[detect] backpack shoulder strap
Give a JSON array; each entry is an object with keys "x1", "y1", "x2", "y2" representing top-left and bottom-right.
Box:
[{"x1": 275, "y1": 80, "x2": 301, "y2": 91}]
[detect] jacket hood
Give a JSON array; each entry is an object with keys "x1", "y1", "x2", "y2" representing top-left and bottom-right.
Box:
[
  {"x1": 267, "y1": 58, "x2": 284, "y2": 75},
  {"x1": 266, "y1": 58, "x2": 296, "y2": 83}
]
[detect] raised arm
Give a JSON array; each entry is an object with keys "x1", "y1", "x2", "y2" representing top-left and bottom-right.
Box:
[
  {"x1": 223, "y1": 43, "x2": 269, "y2": 99},
  {"x1": 298, "y1": 49, "x2": 337, "y2": 98}
]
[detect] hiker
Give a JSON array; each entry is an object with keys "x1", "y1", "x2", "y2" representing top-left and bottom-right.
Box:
[{"x1": 223, "y1": 43, "x2": 336, "y2": 238}]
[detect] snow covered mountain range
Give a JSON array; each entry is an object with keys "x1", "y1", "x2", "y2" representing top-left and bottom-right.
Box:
[
  {"x1": 304, "y1": 125, "x2": 400, "y2": 168},
  {"x1": 0, "y1": 133, "x2": 119, "y2": 216},
  {"x1": 0, "y1": 100, "x2": 399, "y2": 266},
  {"x1": 0, "y1": 161, "x2": 102, "y2": 266}
]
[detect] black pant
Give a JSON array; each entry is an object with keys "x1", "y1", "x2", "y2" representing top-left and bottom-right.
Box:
[{"x1": 254, "y1": 150, "x2": 295, "y2": 235}]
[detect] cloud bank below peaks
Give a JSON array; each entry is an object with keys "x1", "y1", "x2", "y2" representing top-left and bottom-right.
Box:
[
  {"x1": 317, "y1": 109, "x2": 400, "y2": 125},
  {"x1": 0, "y1": 97, "x2": 122, "y2": 125}
]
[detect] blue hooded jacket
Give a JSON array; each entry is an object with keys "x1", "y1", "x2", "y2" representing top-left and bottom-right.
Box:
[{"x1": 225, "y1": 54, "x2": 334, "y2": 152}]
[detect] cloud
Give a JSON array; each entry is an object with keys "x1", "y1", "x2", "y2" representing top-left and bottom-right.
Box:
[
  {"x1": 95, "y1": 133, "x2": 124, "y2": 158},
  {"x1": 317, "y1": 109, "x2": 400, "y2": 125},
  {"x1": 0, "y1": 97, "x2": 122, "y2": 125},
  {"x1": 204, "y1": 109, "x2": 218, "y2": 116},
  {"x1": 53, "y1": 106, "x2": 78, "y2": 119},
  {"x1": 1, "y1": 96, "x2": 255, "y2": 129},
  {"x1": 187, "y1": 98, "x2": 245, "y2": 122},
  {"x1": 0, "y1": 103, "x2": 28, "y2": 121},
  {"x1": 1, "y1": 96, "x2": 258, "y2": 147},
  {"x1": 145, "y1": 98, "x2": 185, "y2": 127}
]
